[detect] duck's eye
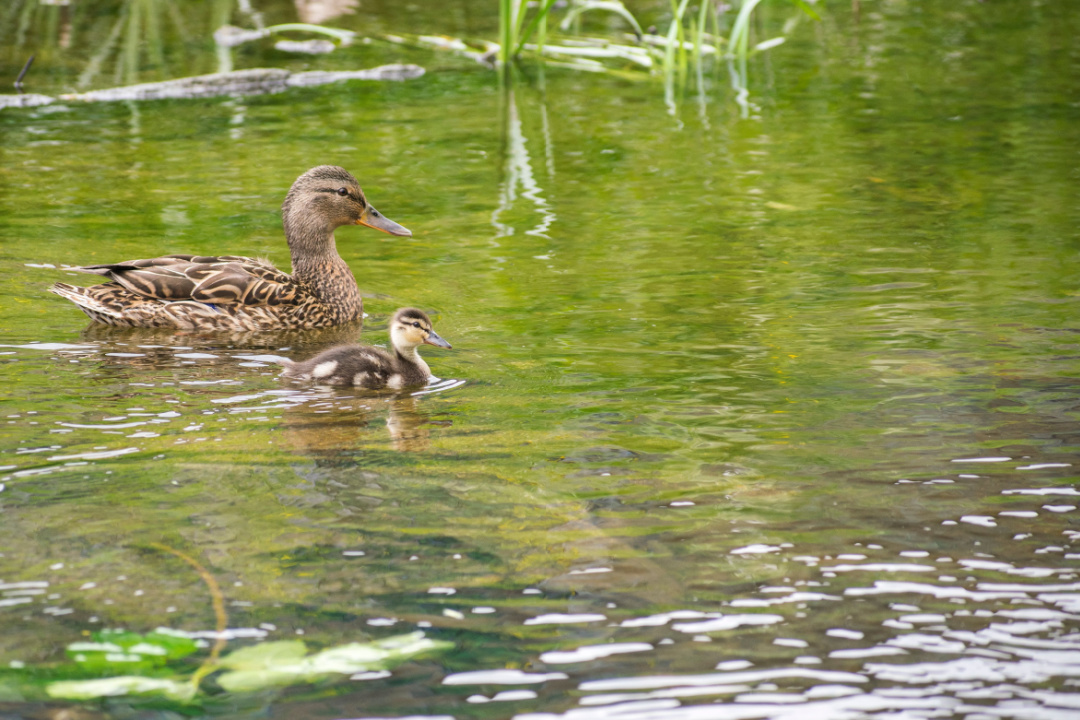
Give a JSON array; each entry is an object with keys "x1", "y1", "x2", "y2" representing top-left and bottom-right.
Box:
[
  {"x1": 336, "y1": 187, "x2": 349, "y2": 197},
  {"x1": 412, "y1": 322, "x2": 422, "y2": 329}
]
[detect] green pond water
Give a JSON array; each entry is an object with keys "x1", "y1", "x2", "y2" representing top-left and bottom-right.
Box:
[{"x1": 1, "y1": 1, "x2": 1079, "y2": 718}]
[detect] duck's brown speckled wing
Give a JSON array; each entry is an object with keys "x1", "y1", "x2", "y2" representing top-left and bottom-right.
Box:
[{"x1": 76, "y1": 254, "x2": 300, "y2": 306}]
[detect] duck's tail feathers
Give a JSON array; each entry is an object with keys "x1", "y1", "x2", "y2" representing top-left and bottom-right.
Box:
[
  {"x1": 48, "y1": 283, "x2": 123, "y2": 318},
  {"x1": 70, "y1": 266, "x2": 115, "y2": 277}
]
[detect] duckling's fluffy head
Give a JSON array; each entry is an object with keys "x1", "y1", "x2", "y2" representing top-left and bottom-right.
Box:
[{"x1": 390, "y1": 307, "x2": 452, "y2": 351}]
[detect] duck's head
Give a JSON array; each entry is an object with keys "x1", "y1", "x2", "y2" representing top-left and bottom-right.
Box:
[
  {"x1": 282, "y1": 165, "x2": 411, "y2": 242},
  {"x1": 389, "y1": 307, "x2": 452, "y2": 352}
]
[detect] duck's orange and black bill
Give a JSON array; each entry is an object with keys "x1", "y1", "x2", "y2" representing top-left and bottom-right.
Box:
[
  {"x1": 424, "y1": 330, "x2": 452, "y2": 349},
  {"x1": 357, "y1": 206, "x2": 411, "y2": 237}
]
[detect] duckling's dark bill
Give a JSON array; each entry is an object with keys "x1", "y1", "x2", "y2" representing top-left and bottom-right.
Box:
[
  {"x1": 424, "y1": 331, "x2": 452, "y2": 349},
  {"x1": 357, "y1": 206, "x2": 411, "y2": 237}
]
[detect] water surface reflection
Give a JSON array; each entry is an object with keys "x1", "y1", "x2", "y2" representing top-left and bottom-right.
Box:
[{"x1": 2, "y1": 1, "x2": 1080, "y2": 718}]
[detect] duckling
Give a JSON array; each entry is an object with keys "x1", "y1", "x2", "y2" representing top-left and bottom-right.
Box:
[
  {"x1": 49, "y1": 165, "x2": 410, "y2": 331},
  {"x1": 282, "y1": 308, "x2": 451, "y2": 388}
]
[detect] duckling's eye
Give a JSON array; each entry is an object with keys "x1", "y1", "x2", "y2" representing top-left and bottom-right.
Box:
[
  {"x1": 412, "y1": 322, "x2": 422, "y2": 329},
  {"x1": 336, "y1": 187, "x2": 349, "y2": 197}
]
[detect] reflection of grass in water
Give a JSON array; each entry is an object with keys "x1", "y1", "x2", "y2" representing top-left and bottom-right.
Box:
[
  {"x1": 3, "y1": 0, "x2": 81, "y2": 79},
  {"x1": 3, "y1": 0, "x2": 234, "y2": 89},
  {"x1": 86, "y1": 0, "x2": 198, "y2": 88}
]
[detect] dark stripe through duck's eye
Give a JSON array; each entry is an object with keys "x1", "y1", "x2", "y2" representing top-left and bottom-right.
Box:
[{"x1": 336, "y1": 187, "x2": 349, "y2": 197}]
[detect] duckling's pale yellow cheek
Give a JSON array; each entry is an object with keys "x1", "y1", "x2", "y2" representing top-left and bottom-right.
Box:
[{"x1": 395, "y1": 327, "x2": 425, "y2": 346}]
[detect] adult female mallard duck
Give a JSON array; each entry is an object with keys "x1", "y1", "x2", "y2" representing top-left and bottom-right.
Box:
[
  {"x1": 281, "y1": 307, "x2": 451, "y2": 388},
  {"x1": 49, "y1": 165, "x2": 410, "y2": 331}
]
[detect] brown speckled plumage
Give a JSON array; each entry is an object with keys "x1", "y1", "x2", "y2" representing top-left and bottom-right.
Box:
[
  {"x1": 282, "y1": 308, "x2": 452, "y2": 389},
  {"x1": 49, "y1": 166, "x2": 411, "y2": 331}
]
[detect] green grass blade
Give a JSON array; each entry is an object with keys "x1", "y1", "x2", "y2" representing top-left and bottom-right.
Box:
[
  {"x1": 790, "y1": 0, "x2": 821, "y2": 21},
  {"x1": 709, "y1": 2, "x2": 724, "y2": 58},
  {"x1": 499, "y1": 0, "x2": 510, "y2": 62},
  {"x1": 693, "y1": 0, "x2": 709, "y2": 64},
  {"x1": 537, "y1": 11, "x2": 547, "y2": 57},
  {"x1": 514, "y1": 0, "x2": 530, "y2": 39},
  {"x1": 728, "y1": 0, "x2": 764, "y2": 59},
  {"x1": 663, "y1": 0, "x2": 691, "y2": 76},
  {"x1": 559, "y1": 1, "x2": 644, "y2": 39},
  {"x1": 514, "y1": 0, "x2": 559, "y2": 56}
]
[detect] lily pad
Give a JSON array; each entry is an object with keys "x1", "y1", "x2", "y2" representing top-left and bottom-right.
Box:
[
  {"x1": 66, "y1": 629, "x2": 198, "y2": 671},
  {"x1": 46, "y1": 676, "x2": 195, "y2": 702},
  {"x1": 216, "y1": 632, "x2": 451, "y2": 693},
  {"x1": 216, "y1": 640, "x2": 308, "y2": 671}
]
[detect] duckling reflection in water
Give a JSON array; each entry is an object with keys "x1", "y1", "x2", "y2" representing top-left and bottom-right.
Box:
[
  {"x1": 282, "y1": 395, "x2": 437, "y2": 454},
  {"x1": 281, "y1": 307, "x2": 451, "y2": 389}
]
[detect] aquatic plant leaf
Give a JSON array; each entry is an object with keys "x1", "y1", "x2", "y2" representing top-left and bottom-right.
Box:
[
  {"x1": 142, "y1": 631, "x2": 200, "y2": 660},
  {"x1": 66, "y1": 650, "x2": 155, "y2": 673},
  {"x1": 216, "y1": 668, "x2": 306, "y2": 693},
  {"x1": 217, "y1": 640, "x2": 308, "y2": 671},
  {"x1": 46, "y1": 676, "x2": 195, "y2": 702},
  {"x1": 216, "y1": 632, "x2": 451, "y2": 693},
  {"x1": 96, "y1": 629, "x2": 144, "y2": 649},
  {"x1": 305, "y1": 632, "x2": 453, "y2": 672},
  {"x1": 66, "y1": 630, "x2": 198, "y2": 670},
  {"x1": 67, "y1": 641, "x2": 125, "y2": 654}
]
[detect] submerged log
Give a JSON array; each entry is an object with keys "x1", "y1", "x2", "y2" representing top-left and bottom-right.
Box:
[
  {"x1": 285, "y1": 65, "x2": 424, "y2": 87},
  {"x1": 0, "y1": 93, "x2": 55, "y2": 109},
  {"x1": 63, "y1": 68, "x2": 292, "y2": 102},
  {"x1": 0, "y1": 64, "x2": 424, "y2": 109}
]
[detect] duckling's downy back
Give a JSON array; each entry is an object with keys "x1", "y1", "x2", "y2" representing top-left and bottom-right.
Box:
[{"x1": 281, "y1": 307, "x2": 450, "y2": 388}]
